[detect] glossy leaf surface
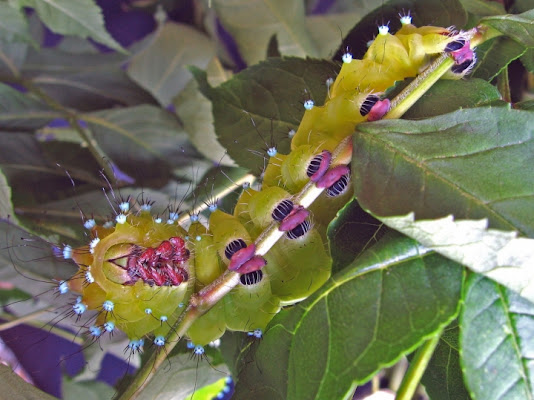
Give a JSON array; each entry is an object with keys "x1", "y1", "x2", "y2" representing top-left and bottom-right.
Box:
[{"x1": 232, "y1": 233, "x2": 464, "y2": 400}]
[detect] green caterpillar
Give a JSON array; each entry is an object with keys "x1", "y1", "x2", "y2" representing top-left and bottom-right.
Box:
[{"x1": 59, "y1": 15, "x2": 475, "y2": 351}]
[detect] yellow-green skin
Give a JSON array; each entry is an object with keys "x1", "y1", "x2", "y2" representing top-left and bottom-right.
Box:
[
  {"x1": 71, "y1": 212, "x2": 191, "y2": 340},
  {"x1": 67, "y1": 22, "x2": 465, "y2": 347}
]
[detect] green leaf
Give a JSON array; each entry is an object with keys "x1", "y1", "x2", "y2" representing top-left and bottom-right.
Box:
[
  {"x1": 190, "y1": 57, "x2": 336, "y2": 172},
  {"x1": 15, "y1": 0, "x2": 125, "y2": 53},
  {"x1": 305, "y1": 13, "x2": 364, "y2": 59},
  {"x1": 459, "y1": 0, "x2": 505, "y2": 16},
  {"x1": 84, "y1": 105, "x2": 200, "y2": 186},
  {"x1": 0, "y1": 287, "x2": 31, "y2": 306},
  {"x1": 0, "y1": 132, "x2": 100, "y2": 207},
  {"x1": 212, "y1": 0, "x2": 319, "y2": 65},
  {"x1": 135, "y1": 353, "x2": 229, "y2": 400},
  {"x1": 21, "y1": 48, "x2": 154, "y2": 111},
  {"x1": 515, "y1": 100, "x2": 534, "y2": 110},
  {"x1": 520, "y1": 48, "x2": 534, "y2": 73},
  {"x1": 0, "y1": 167, "x2": 15, "y2": 221},
  {"x1": 353, "y1": 107, "x2": 534, "y2": 237},
  {"x1": 174, "y1": 58, "x2": 236, "y2": 166},
  {"x1": 305, "y1": 0, "x2": 375, "y2": 15},
  {"x1": 481, "y1": 9, "x2": 534, "y2": 48},
  {"x1": 380, "y1": 213, "x2": 534, "y2": 304},
  {"x1": 511, "y1": 0, "x2": 534, "y2": 14},
  {"x1": 0, "y1": 364, "x2": 56, "y2": 400},
  {"x1": 0, "y1": 83, "x2": 60, "y2": 130},
  {"x1": 233, "y1": 232, "x2": 464, "y2": 400},
  {"x1": 416, "y1": 320, "x2": 471, "y2": 400},
  {"x1": 402, "y1": 79, "x2": 501, "y2": 119},
  {"x1": 62, "y1": 379, "x2": 115, "y2": 400},
  {"x1": 0, "y1": 218, "x2": 78, "y2": 282},
  {"x1": 127, "y1": 22, "x2": 215, "y2": 107},
  {"x1": 22, "y1": 47, "x2": 126, "y2": 75},
  {"x1": 0, "y1": 41, "x2": 27, "y2": 77},
  {"x1": 461, "y1": 274, "x2": 534, "y2": 400},
  {"x1": 471, "y1": 37, "x2": 526, "y2": 81},
  {"x1": 0, "y1": 3, "x2": 36, "y2": 46},
  {"x1": 327, "y1": 198, "x2": 387, "y2": 274}
]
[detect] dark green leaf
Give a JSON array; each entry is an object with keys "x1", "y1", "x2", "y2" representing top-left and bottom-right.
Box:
[
  {"x1": 305, "y1": 0, "x2": 374, "y2": 14},
  {"x1": 85, "y1": 105, "x2": 201, "y2": 186},
  {"x1": 0, "y1": 41, "x2": 28, "y2": 78},
  {"x1": 511, "y1": 0, "x2": 534, "y2": 14},
  {"x1": 459, "y1": 0, "x2": 505, "y2": 16},
  {"x1": 305, "y1": 13, "x2": 364, "y2": 59},
  {"x1": 471, "y1": 37, "x2": 526, "y2": 81},
  {"x1": 233, "y1": 232, "x2": 464, "y2": 400},
  {"x1": 515, "y1": 100, "x2": 534, "y2": 110},
  {"x1": 415, "y1": 320, "x2": 471, "y2": 400},
  {"x1": 190, "y1": 57, "x2": 337, "y2": 172},
  {"x1": 174, "y1": 58, "x2": 235, "y2": 166},
  {"x1": 520, "y1": 48, "x2": 534, "y2": 73},
  {"x1": 127, "y1": 22, "x2": 215, "y2": 107},
  {"x1": 402, "y1": 79, "x2": 501, "y2": 119},
  {"x1": 336, "y1": 0, "x2": 468, "y2": 61},
  {"x1": 461, "y1": 274, "x2": 534, "y2": 400},
  {"x1": 62, "y1": 379, "x2": 114, "y2": 400},
  {"x1": 353, "y1": 107, "x2": 534, "y2": 237},
  {"x1": 0, "y1": 83, "x2": 60, "y2": 130},
  {"x1": 22, "y1": 47, "x2": 126, "y2": 76},
  {"x1": 0, "y1": 287, "x2": 31, "y2": 306},
  {"x1": 327, "y1": 198, "x2": 387, "y2": 274},
  {"x1": 0, "y1": 364, "x2": 56, "y2": 400},
  {"x1": 212, "y1": 0, "x2": 318, "y2": 65},
  {"x1": 0, "y1": 218, "x2": 77, "y2": 284},
  {"x1": 0, "y1": 132, "x2": 100, "y2": 207},
  {"x1": 16, "y1": 0, "x2": 125, "y2": 53},
  {"x1": 0, "y1": 167, "x2": 14, "y2": 221},
  {"x1": 20, "y1": 49, "x2": 155, "y2": 111},
  {"x1": 481, "y1": 9, "x2": 534, "y2": 48},
  {"x1": 133, "y1": 353, "x2": 229, "y2": 400},
  {"x1": 0, "y1": 3, "x2": 36, "y2": 46},
  {"x1": 266, "y1": 35, "x2": 281, "y2": 58}
]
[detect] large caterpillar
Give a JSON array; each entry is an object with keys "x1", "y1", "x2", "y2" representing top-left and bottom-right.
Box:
[
  {"x1": 43, "y1": 14, "x2": 475, "y2": 356},
  {"x1": 0, "y1": 13, "x2": 479, "y2": 400}
]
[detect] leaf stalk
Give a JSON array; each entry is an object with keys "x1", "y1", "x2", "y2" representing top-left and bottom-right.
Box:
[
  {"x1": 120, "y1": 26, "x2": 487, "y2": 399},
  {"x1": 396, "y1": 329, "x2": 443, "y2": 400}
]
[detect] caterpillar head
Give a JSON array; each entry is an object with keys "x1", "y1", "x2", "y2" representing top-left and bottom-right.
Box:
[{"x1": 70, "y1": 212, "x2": 191, "y2": 340}]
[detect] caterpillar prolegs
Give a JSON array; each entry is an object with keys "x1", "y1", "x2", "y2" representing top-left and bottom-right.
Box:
[{"x1": 3, "y1": 12, "x2": 476, "y2": 395}]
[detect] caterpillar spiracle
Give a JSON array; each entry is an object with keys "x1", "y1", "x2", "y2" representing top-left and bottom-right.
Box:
[{"x1": 10, "y1": 14, "x2": 475, "y2": 379}]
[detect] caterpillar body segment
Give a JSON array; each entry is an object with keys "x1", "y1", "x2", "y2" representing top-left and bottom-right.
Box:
[
  {"x1": 52, "y1": 16, "x2": 476, "y2": 357},
  {"x1": 299, "y1": 23, "x2": 473, "y2": 150},
  {"x1": 188, "y1": 221, "x2": 222, "y2": 289},
  {"x1": 290, "y1": 90, "x2": 377, "y2": 150},
  {"x1": 187, "y1": 300, "x2": 227, "y2": 345},
  {"x1": 209, "y1": 209, "x2": 253, "y2": 266},
  {"x1": 278, "y1": 207, "x2": 310, "y2": 232},
  {"x1": 248, "y1": 186, "x2": 294, "y2": 230}
]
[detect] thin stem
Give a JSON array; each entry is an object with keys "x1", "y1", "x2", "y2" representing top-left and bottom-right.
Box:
[
  {"x1": 120, "y1": 26, "x2": 490, "y2": 399},
  {"x1": 396, "y1": 330, "x2": 442, "y2": 400},
  {"x1": 385, "y1": 53, "x2": 453, "y2": 120},
  {"x1": 497, "y1": 66, "x2": 511, "y2": 103},
  {"x1": 119, "y1": 136, "x2": 353, "y2": 400},
  {"x1": 118, "y1": 272, "x2": 240, "y2": 400},
  {"x1": 0, "y1": 310, "x2": 85, "y2": 344},
  {"x1": 13, "y1": 78, "x2": 117, "y2": 182},
  {"x1": 176, "y1": 173, "x2": 256, "y2": 226},
  {"x1": 0, "y1": 308, "x2": 54, "y2": 331}
]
